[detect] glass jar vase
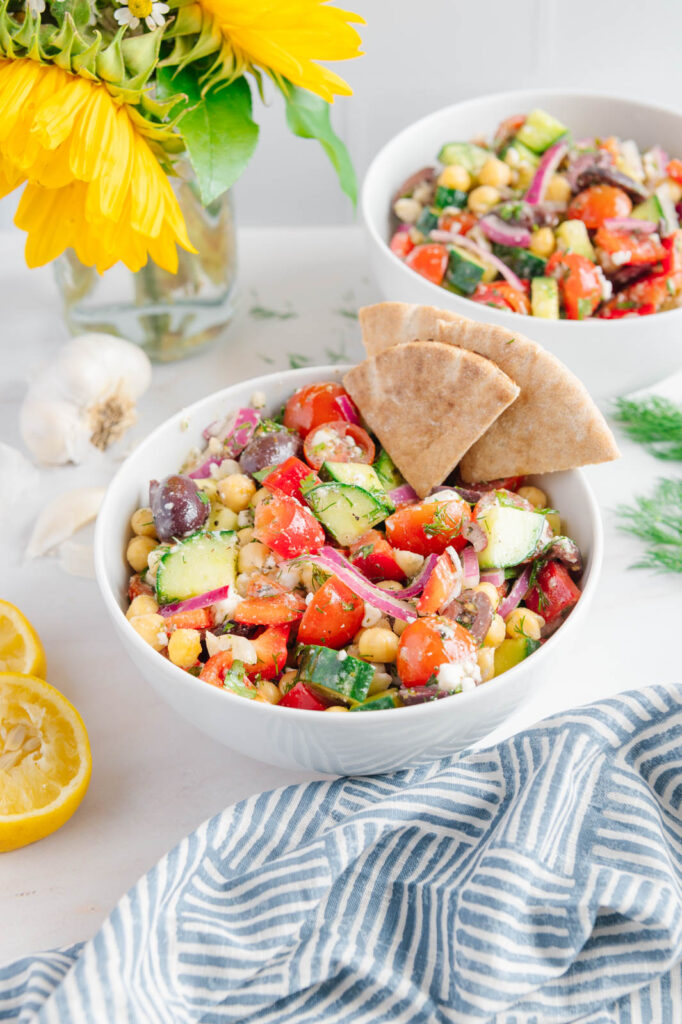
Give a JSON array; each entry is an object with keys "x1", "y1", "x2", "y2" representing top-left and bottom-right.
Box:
[{"x1": 54, "y1": 167, "x2": 237, "y2": 362}]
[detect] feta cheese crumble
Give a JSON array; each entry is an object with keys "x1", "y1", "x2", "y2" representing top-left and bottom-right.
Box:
[{"x1": 437, "y1": 657, "x2": 481, "y2": 693}]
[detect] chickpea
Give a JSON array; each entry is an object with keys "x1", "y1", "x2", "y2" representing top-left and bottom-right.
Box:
[
  {"x1": 529, "y1": 227, "x2": 555, "y2": 258},
  {"x1": 129, "y1": 613, "x2": 167, "y2": 651},
  {"x1": 278, "y1": 669, "x2": 298, "y2": 696},
  {"x1": 666, "y1": 178, "x2": 682, "y2": 203},
  {"x1": 472, "y1": 582, "x2": 500, "y2": 611},
  {"x1": 234, "y1": 573, "x2": 251, "y2": 597},
  {"x1": 126, "y1": 535, "x2": 157, "y2": 573},
  {"x1": 438, "y1": 164, "x2": 471, "y2": 192},
  {"x1": 376, "y1": 580, "x2": 404, "y2": 593},
  {"x1": 505, "y1": 608, "x2": 545, "y2": 641},
  {"x1": 517, "y1": 485, "x2": 548, "y2": 509},
  {"x1": 393, "y1": 197, "x2": 422, "y2": 224},
  {"x1": 130, "y1": 507, "x2": 157, "y2": 538},
  {"x1": 392, "y1": 617, "x2": 409, "y2": 637},
  {"x1": 545, "y1": 173, "x2": 572, "y2": 203},
  {"x1": 467, "y1": 185, "x2": 501, "y2": 216},
  {"x1": 237, "y1": 541, "x2": 269, "y2": 574},
  {"x1": 194, "y1": 478, "x2": 219, "y2": 500},
  {"x1": 326, "y1": 705, "x2": 350, "y2": 712},
  {"x1": 250, "y1": 487, "x2": 270, "y2": 508},
  {"x1": 209, "y1": 505, "x2": 239, "y2": 531},
  {"x1": 237, "y1": 527, "x2": 255, "y2": 546},
  {"x1": 368, "y1": 667, "x2": 393, "y2": 694},
  {"x1": 477, "y1": 647, "x2": 495, "y2": 683},
  {"x1": 478, "y1": 157, "x2": 512, "y2": 189},
  {"x1": 217, "y1": 473, "x2": 257, "y2": 513},
  {"x1": 168, "y1": 629, "x2": 202, "y2": 668},
  {"x1": 483, "y1": 614, "x2": 506, "y2": 649},
  {"x1": 257, "y1": 680, "x2": 281, "y2": 704},
  {"x1": 126, "y1": 594, "x2": 159, "y2": 619},
  {"x1": 358, "y1": 628, "x2": 400, "y2": 663}
]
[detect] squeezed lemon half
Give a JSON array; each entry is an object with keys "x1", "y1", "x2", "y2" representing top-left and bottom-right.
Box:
[
  {"x1": 0, "y1": 600, "x2": 47, "y2": 677},
  {"x1": 0, "y1": 673, "x2": 91, "y2": 852}
]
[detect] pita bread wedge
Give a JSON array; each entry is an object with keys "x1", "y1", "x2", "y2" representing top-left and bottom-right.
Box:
[
  {"x1": 343, "y1": 342, "x2": 520, "y2": 498},
  {"x1": 358, "y1": 302, "x2": 620, "y2": 482},
  {"x1": 358, "y1": 302, "x2": 463, "y2": 357}
]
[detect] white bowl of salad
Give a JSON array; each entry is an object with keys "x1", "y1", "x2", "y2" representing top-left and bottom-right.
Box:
[
  {"x1": 362, "y1": 89, "x2": 682, "y2": 400},
  {"x1": 95, "y1": 366, "x2": 603, "y2": 776}
]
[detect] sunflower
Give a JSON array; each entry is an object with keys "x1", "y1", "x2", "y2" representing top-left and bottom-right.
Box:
[
  {"x1": 197, "y1": 0, "x2": 364, "y2": 102},
  {"x1": 0, "y1": 58, "x2": 196, "y2": 274}
]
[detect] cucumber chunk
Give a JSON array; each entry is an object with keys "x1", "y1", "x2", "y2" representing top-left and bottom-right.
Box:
[
  {"x1": 415, "y1": 207, "x2": 439, "y2": 234},
  {"x1": 437, "y1": 141, "x2": 490, "y2": 175},
  {"x1": 515, "y1": 109, "x2": 568, "y2": 154},
  {"x1": 501, "y1": 139, "x2": 540, "y2": 169},
  {"x1": 155, "y1": 530, "x2": 237, "y2": 605},
  {"x1": 494, "y1": 637, "x2": 541, "y2": 677},
  {"x1": 446, "y1": 246, "x2": 492, "y2": 294},
  {"x1": 297, "y1": 644, "x2": 374, "y2": 703},
  {"x1": 305, "y1": 483, "x2": 394, "y2": 545},
  {"x1": 555, "y1": 219, "x2": 596, "y2": 261},
  {"x1": 349, "y1": 691, "x2": 403, "y2": 711},
  {"x1": 320, "y1": 462, "x2": 392, "y2": 503},
  {"x1": 373, "y1": 448, "x2": 404, "y2": 491},
  {"x1": 631, "y1": 195, "x2": 664, "y2": 222},
  {"x1": 492, "y1": 244, "x2": 547, "y2": 279},
  {"x1": 477, "y1": 506, "x2": 546, "y2": 569},
  {"x1": 531, "y1": 277, "x2": 560, "y2": 319},
  {"x1": 434, "y1": 185, "x2": 467, "y2": 211}
]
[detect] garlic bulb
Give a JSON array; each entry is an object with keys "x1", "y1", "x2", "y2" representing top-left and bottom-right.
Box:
[{"x1": 20, "y1": 334, "x2": 152, "y2": 465}]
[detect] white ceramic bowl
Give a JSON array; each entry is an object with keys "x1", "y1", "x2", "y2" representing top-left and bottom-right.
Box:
[
  {"x1": 95, "y1": 366, "x2": 603, "y2": 776},
  {"x1": 362, "y1": 89, "x2": 682, "y2": 401}
]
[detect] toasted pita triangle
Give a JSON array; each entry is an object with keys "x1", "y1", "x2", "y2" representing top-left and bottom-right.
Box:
[
  {"x1": 358, "y1": 302, "x2": 620, "y2": 482},
  {"x1": 343, "y1": 342, "x2": 520, "y2": 498}
]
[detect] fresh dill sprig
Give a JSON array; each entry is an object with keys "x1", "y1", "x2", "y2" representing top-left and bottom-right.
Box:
[
  {"x1": 249, "y1": 305, "x2": 298, "y2": 321},
  {"x1": 616, "y1": 478, "x2": 682, "y2": 573},
  {"x1": 613, "y1": 396, "x2": 682, "y2": 460}
]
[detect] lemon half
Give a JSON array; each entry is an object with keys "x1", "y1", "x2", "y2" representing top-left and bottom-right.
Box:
[
  {"x1": 0, "y1": 601, "x2": 47, "y2": 677},
  {"x1": 0, "y1": 673, "x2": 91, "y2": 852}
]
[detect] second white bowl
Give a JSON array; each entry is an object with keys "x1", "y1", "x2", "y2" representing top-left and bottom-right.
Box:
[{"x1": 362, "y1": 89, "x2": 682, "y2": 400}]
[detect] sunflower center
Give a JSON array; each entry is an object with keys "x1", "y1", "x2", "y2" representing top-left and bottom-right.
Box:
[{"x1": 128, "y1": 0, "x2": 153, "y2": 17}]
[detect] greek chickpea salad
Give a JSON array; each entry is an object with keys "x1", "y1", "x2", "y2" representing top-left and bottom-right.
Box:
[
  {"x1": 389, "y1": 107, "x2": 682, "y2": 320},
  {"x1": 124, "y1": 381, "x2": 583, "y2": 712}
]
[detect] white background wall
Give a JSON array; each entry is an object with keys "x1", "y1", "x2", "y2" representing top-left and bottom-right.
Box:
[{"x1": 2, "y1": 0, "x2": 681, "y2": 230}]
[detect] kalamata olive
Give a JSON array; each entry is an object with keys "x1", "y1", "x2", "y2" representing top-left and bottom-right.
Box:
[
  {"x1": 574, "y1": 164, "x2": 647, "y2": 202},
  {"x1": 398, "y1": 685, "x2": 449, "y2": 706},
  {"x1": 607, "y1": 264, "x2": 651, "y2": 291},
  {"x1": 544, "y1": 537, "x2": 583, "y2": 573},
  {"x1": 443, "y1": 589, "x2": 494, "y2": 645},
  {"x1": 149, "y1": 474, "x2": 209, "y2": 541},
  {"x1": 239, "y1": 428, "x2": 302, "y2": 475}
]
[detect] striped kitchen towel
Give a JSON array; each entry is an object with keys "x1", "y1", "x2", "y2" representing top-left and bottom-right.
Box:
[{"x1": 2, "y1": 684, "x2": 682, "y2": 1023}]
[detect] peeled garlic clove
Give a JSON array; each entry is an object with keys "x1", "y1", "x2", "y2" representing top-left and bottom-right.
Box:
[
  {"x1": 26, "y1": 487, "x2": 105, "y2": 559},
  {"x1": 20, "y1": 333, "x2": 152, "y2": 465}
]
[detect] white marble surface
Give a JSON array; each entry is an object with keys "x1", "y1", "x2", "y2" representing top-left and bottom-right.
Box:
[{"x1": 1, "y1": 226, "x2": 681, "y2": 964}]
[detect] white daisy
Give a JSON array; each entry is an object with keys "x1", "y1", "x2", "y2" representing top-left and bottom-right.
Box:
[
  {"x1": 26, "y1": 0, "x2": 46, "y2": 15},
  {"x1": 114, "y1": 0, "x2": 168, "y2": 31}
]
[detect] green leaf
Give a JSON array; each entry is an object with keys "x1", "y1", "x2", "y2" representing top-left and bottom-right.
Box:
[
  {"x1": 281, "y1": 82, "x2": 357, "y2": 205},
  {"x1": 158, "y1": 68, "x2": 259, "y2": 206}
]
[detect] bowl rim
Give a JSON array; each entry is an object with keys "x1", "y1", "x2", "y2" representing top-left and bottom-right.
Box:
[
  {"x1": 361, "y1": 86, "x2": 682, "y2": 331},
  {"x1": 95, "y1": 363, "x2": 604, "y2": 724}
]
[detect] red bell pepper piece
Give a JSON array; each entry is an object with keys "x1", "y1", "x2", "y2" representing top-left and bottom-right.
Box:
[
  {"x1": 163, "y1": 607, "x2": 213, "y2": 631},
  {"x1": 279, "y1": 682, "x2": 328, "y2": 711},
  {"x1": 547, "y1": 251, "x2": 603, "y2": 320},
  {"x1": 297, "y1": 575, "x2": 364, "y2": 649},
  {"x1": 416, "y1": 549, "x2": 461, "y2": 615},
  {"x1": 233, "y1": 592, "x2": 307, "y2": 626},
  {"x1": 348, "y1": 530, "x2": 406, "y2": 583},
  {"x1": 128, "y1": 574, "x2": 154, "y2": 601},
  {"x1": 262, "y1": 457, "x2": 320, "y2": 503},
  {"x1": 667, "y1": 159, "x2": 682, "y2": 185},
  {"x1": 405, "y1": 243, "x2": 448, "y2": 286},
  {"x1": 389, "y1": 230, "x2": 415, "y2": 259},
  {"x1": 594, "y1": 226, "x2": 666, "y2": 266},
  {"x1": 525, "y1": 561, "x2": 581, "y2": 624}
]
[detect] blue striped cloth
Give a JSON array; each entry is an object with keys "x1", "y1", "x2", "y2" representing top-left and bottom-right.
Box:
[{"x1": 2, "y1": 684, "x2": 682, "y2": 1023}]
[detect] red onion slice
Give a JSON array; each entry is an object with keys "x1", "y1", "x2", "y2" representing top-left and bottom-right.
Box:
[
  {"x1": 333, "y1": 394, "x2": 360, "y2": 424},
  {"x1": 525, "y1": 141, "x2": 569, "y2": 205},
  {"x1": 389, "y1": 484, "x2": 419, "y2": 505},
  {"x1": 188, "y1": 457, "x2": 230, "y2": 480},
  {"x1": 603, "y1": 217, "x2": 657, "y2": 234},
  {"x1": 480, "y1": 569, "x2": 505, "y2": 587},
  {"x1": 301, "y1": 547, "x2": 424, "y2": 621},
  {"x1": 498, "y1": 566, "x2": 531, "y2": 619},
  {"x1": 202, "y1": 408, "x2": 260, "y2": 454},
  {"x1": 450, "y1": 234, "x2": 525, "y2": 292},
  {"x1": 479, "y1": 214, "x2": 531, "y2": 248},
  {"x1": 461, "y1": 546, "x2": 480, "y2": 589},
  {"x1": 160, "y1": 585, "x2": 230, "y2": 617}
]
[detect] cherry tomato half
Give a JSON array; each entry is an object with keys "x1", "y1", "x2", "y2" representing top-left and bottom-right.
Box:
[
  {"x1": 525, "y1": 561, "x2": 581, "y2": 625},
  {"x1": 547, "y1": 251, "x2": 603, "y2": 320},
  {"x1": 348, "y1": 530, "x2": 406, "y2": 583},
  {"x1": 416, "y1": 549, "x2": 461, "y2": 615},
  {"x1": 405, "y1": 243, "x2": 449, "y2": 286},
  {"x1": 396, "y1": 616, "x2": 476, "y2": 687},
  {"x1": 303, "y1": 421, "x2": 375, "y2": 471},
  {"x1": 385, "y1": 494, "x2": 472, "y2": 556},
  {"x1": 438, "y1": 210, "x2": 477, "y2": 235},
  {"x1": 567, "y1": 185, "x2": 632, "y2": 229},
  {"x1": 296, "y1": 575, "x2": 364, "y2": 649},
  {"x1": 471, "y1": 282, "x2": 530, "y2": 315},
  {"x1": 254, "y1": 493, "x2": 325, "y2": 559},
  {"x1": 390, "y1": 229, "x2": 415, "y2": 259},
  {"x1": 283, "y1": 383, "x2": 358, "y2": 438}
]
